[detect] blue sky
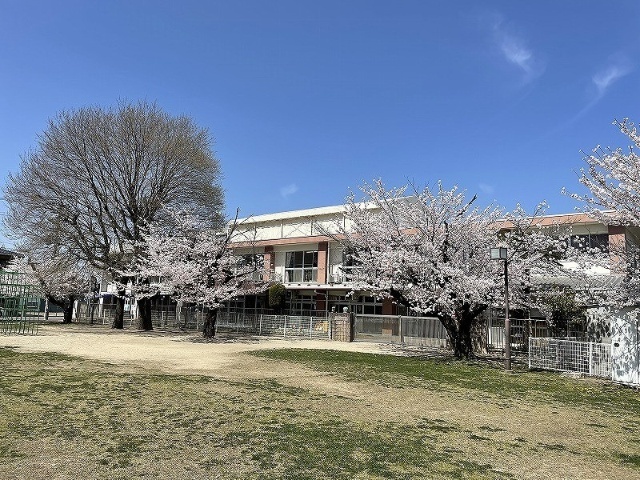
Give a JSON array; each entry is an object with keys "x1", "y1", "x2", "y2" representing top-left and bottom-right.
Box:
[{"x1": 1, "y1": 0, "x2": 639, "y2": 244}]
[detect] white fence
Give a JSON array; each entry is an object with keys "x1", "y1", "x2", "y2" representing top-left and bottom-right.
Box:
[
  {"x1": 218, "y1": 313, "x2": 449, "y2": 345},
  {"x1": 487, "y1": 317, "x2": 550, "y2": 351},
  {"x1": 528, "y1": 337, "x2": 611, "y2": 378},
  {"x1": 217, "y1": 312, "x2": 330, "y2": 339}
]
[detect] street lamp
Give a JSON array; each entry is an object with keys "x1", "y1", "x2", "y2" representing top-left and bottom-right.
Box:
[{"x1": 490, "y1": 247, "x2": 511, "y2": 370}]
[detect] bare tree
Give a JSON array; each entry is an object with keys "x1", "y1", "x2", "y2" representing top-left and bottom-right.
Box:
[{"x1": 3, "y1": 101, "x2": 224, "y2": 330}]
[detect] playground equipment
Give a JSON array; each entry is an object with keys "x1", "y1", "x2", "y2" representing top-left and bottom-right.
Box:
[{"x1": 0, "y1": 270, "x2": 41, "y2": 334}]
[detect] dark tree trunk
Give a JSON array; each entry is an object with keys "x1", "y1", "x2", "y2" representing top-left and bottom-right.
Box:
[
  {"x1": 112, "y1": 295, "x2": 125, "y2": 329},
  {"x1": 62, "y1": 302, "x2": 73, "y2": 324},
  {"x1": 450, "y1": 325, "x2": 473, "y2": 359},
  {"x1": 137, "y1": 296, "x2": 154, "y2": 331},
  {"x1": 387, "y1": 288, "x2": 484, "y2": 359},
  {"x1": 47, "y1": 295, "x2": 74, "y2": 324},
  {"x1": 441, "y1": 309, "x2": 475, "y2": 359},
  {"x1": 203, "y1": 308, "x2": 218, "y2": 338}
]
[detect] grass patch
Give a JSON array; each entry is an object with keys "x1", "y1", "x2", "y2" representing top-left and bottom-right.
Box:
[
  {"x1": 2, "y1": 343, "x2": 639, "y2": 479},
  {"x1": 250, "y1": 349, "x2": 640, "y2": 415},
  {"x1": 0, "y1": 347, "x2": 514, "y2": 479},
  {"x1": 616, "y1": 453, "x2": 640, "y2": 468}
]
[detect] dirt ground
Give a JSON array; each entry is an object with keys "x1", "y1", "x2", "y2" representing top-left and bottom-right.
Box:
[{"x1": 0, "y1": 323, "x2": 402, "y2": 374}]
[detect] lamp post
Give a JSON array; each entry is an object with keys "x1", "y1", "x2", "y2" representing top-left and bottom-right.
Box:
[{"x1": 490, "y1": 247, "x2": 511, "y2": 370}]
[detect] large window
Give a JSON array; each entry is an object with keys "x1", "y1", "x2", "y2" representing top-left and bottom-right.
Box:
[
  {"x1": 285, "y1": 250, "x2": 318, "y2": 283},
  {"x1": 327, "y1": 294, "x2": 383, "y2": 315},
  {"x1": 570, "y1": 234, "x2": 609, "y2": 253},
  {"x1": 288, "y1": 291, "x2": 317, "y2": 315}
]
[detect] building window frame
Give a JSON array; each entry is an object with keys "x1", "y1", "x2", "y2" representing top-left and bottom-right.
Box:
[{"x1": 285, "y1": 250, "x2": 318, "y2": 283}]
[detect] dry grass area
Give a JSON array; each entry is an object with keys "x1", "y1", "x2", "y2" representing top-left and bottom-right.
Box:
[{"x1": 1, "y1": 324, "x2": 639, "y2": 479}]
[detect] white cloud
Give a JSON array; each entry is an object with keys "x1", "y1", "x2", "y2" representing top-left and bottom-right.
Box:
[
  {"x1": 592, "y1": 61, "x2": 631, "y2": 97},
  {"x1": 280, "y1": 183, "x2": 298, "y2": 198},
  {"x1": 559, "y1": 57, "x2": 633, "y2": 128},
  {"x1": 500, "y1": 36, "x2": 533, "y2": 73},
  {"x1": 490, "y1": 16, "x2": 545, "y2": 83}
]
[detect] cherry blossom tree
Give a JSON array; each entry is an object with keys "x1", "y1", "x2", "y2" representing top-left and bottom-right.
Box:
[
  {"x1": 329, "y1": 180, "x2": 578, "y2": 358},
  {"x1": 143, "y1": 211, "x2": 268, "y2": 338},
  {"x1": 10, "y1": 247, "x2": 91, "y2": 324},
  {"x1": 570, "y1": 118, "x2": 640, "y2": 225},
  {"x1": 567, "y1": 118, "x2": 640, "y2": 310},
  {"x1": 3, "y1": 101, "x2": 223, "y2": 330}
]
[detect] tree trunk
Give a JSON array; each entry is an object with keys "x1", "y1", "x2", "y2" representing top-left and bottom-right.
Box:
[
  {"x1": 441, "y1": 312, "x2": 474, "y2": 359},
  {"x1": 203, "y1": 308, "x2": 217, "y2": 338},
  {"x1": 44, "y1": 297, "x2": 50, "y2": 322},
  {"x1": 112, "y1": 295, "x2": 125, "y2": 329},
  {"x1": 450, "y1": 325, "x2": 473, "y2": 359},
  {"x1": 62, "y1": 302, "x2": 73, "y2": 324},
  {"x1": 137, "y1": 296, "x2": 154, "y2": 331},
  {"x1": 47, "y1": 295, "x2": 73, "y2": 324}
]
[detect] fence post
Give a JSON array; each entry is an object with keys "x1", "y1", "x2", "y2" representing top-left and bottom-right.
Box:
[
  {"x1": 259, "y1": 314, "x2": 263, "y2": 336},
  {"x1": 349, "y1": 312, "x2": 355, "y2": 342},
  {"x1": 588, "y1": 342, "x2": 593, "y2": 376},
  {"x1": 399, "y1": 315, "x2": 404, "y2": 344},
  {"x1": 329, "y1": 313, "x2": 334, "y2": 340},
  {"x1": 284, "y1": 315, "x2": 287, "y2": 338},
  {"x1": 309, "y1": 316, "x2": 313, "y2": 338}
]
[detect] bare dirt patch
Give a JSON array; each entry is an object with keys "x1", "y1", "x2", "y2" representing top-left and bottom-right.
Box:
[{"x1": 0, "y1": 323, "x2": 400, "y2": 374}]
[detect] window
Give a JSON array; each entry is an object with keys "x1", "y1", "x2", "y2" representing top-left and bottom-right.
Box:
[
  {"x1": 285, "y1": 251, "x2": 318, "y2": 283},
  {"x1": 288, "y1": 291, "x2": 317, "y2": 315},
  {"x1": 237, "y1": 253, "x2": 264, "y2": 268},
  {"x1": 235, "y1": 253, "x2": 264, "y2": 280},
  {"x1": 327, "y1": 294, "x2": 383, "y2": 315},
  {"x1": 355, "y1": 295, "x2": 383, "y2": 315},
  {"x1": 570, "y1": 234, "x2": 609, "y2": 253},
  {"x1": 339, "y1": 247, "x2": 360, "y2": 281}
]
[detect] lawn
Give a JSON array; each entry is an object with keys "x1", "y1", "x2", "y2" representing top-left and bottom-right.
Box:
[{"x1": 1, "y1": 344, "x2": 638, "y2": 479}]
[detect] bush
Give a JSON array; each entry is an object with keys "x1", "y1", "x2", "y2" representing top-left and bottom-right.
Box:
[{"x1": 268, "y1": 283, "x2": 286, "y2": 313}]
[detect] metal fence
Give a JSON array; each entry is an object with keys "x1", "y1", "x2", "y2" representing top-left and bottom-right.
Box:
[
  {"x1": 217, "y1": 312, "x2": 331, "y2": 338},
  {"x1": 354, "y1": 314, "x2": 448, "y2": 348},
  {"x1": 486, "y1": 317, "x2": 551, "y2": 352},
  {"x1": 0, "y1": 317, "x2": 40, "y2": 335},
  {"x1": 528, "y1": 337, "x2": 611, "y2": 378}
]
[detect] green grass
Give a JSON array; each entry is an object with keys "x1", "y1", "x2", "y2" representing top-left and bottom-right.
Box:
[
  {"x1": 0, "y1": 347, "x2": 514, "y2": 479},
  {"x1": 250, "y1": 348, "x2": 640, "y2": 415},
  {"x1": 1, "y1": 345, "x2": 639, "y2": 479}
]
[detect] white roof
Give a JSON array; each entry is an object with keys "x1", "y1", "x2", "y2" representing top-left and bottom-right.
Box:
[{"x1": 237, "y1": 204, "x2": 347, "y2": 224}]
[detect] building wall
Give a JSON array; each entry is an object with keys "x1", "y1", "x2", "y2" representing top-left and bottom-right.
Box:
[{"x1": 231, "y1": 205, "x2": 630, "y2": 316}]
